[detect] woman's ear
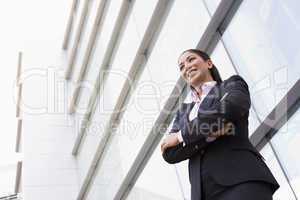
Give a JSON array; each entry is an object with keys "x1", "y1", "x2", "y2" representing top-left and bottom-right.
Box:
[{"x1": 207, "y1": 59, "x2": 213, "y2": 69}]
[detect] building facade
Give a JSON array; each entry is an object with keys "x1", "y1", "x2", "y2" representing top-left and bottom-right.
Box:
[{"x1": 20, "y1": 0, "x2": 300, "y2": 199}]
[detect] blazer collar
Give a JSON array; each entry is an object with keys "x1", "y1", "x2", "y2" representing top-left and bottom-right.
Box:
[
  {"x1": 182, "y1": 82, "x2": 220, "y2": 114},
  {"x1": 184, "y1": 81, "x2": 218, "y2": 104}
]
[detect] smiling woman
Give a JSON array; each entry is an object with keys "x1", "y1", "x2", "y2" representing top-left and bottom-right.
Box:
[
  {"x1": 179, "y1": 51, "x2": 215, "y2": 90},
  {"x1": 179, "y1": 49, "x2": 222, "y2": 89},
  {"x1": 161, "y1": 49, "x2": 280, "y2": 200}
]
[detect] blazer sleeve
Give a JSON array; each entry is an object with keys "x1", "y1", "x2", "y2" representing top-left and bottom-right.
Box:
[
  {"x1": 162, "y1": 110, "x2": 209, "y2": 164},
  {"x1": 162, "y1": 140, "x2": 209, "y2": 164},
  {"x1": 181, "y1": 75, "x2": 251, "y2": 145}
]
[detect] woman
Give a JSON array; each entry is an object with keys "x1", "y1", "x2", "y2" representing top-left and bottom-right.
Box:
[{"x1": 161, "y1": 49, "x2": 279, "y2": 200}]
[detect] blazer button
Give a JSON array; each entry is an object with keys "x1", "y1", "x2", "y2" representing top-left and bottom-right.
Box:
[
  {"x1": 200, "y1": 150, "x2": 205, "y2": 155},
  {"x1": 195, "y1": 145, "x2": 199, "y2": 150}
]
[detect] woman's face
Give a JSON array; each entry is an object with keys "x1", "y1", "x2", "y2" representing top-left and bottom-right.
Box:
[{"x1": 178, "y1": 51, "x2": 213, "y2": 88}]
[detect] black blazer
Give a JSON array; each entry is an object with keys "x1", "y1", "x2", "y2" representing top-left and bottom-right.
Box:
[{"x1": 162, "y1": 75, "x2": 279, "y2": 200}]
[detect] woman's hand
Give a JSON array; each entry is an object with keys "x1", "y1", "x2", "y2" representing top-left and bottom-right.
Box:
[
  {"x1": 161, "y1": 133, "x2": 180, "y2": 153},
  {"x1": 161, "y1": 122, "x2": 234, "y2": 153}
]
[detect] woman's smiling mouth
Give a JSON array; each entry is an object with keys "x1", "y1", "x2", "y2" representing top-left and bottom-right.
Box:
[{"x1": 187, "y1": 68, "x2": 198, "y2": 78}]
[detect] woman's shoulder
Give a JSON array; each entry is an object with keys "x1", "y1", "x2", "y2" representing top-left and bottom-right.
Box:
[
  {"x1": 225, "y1": 74, "x2": 246, "y2": 83},
  {"x1": 223, "y1": 75, "x2": 249, "y2": 89}
]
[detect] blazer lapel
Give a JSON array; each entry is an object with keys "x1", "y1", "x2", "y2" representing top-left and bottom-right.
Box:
[
  {"x1": 181, "y1": 82, "x2": 221, "y2": 123},
  {"x1": 198, "y1": 83, "x2": 221, "y2": 113}
]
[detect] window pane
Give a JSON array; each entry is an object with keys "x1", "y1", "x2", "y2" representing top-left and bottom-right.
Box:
[
  {"x1": 127, "y1": 146, "x2": 183, "y2": 200},
  {"x1": 67, "y1": 0, "x2": 84, "y2": 56},
  {"x1": 221, "y1": 0, "x2": 300, "y2": 120},
  {"x1": 210, "y1": 40, "x2": 236, "y2": 80},
  {"x1": 71, "y1": 0, "x2": 100, "y2": 81},
  {"x1": 0, "y1": 163, "x2": 17, "y2": 197},
  {"x1": 174, "y1": 161, "x2": 191, "y2": 199},
  {"x1": 211, "y1": 41, "x2": 260, "y2": 136},
  {"x1": 86, "y1": 0, "x2": 211, "y2": 199},
  {"x1": 76, "y1": 0, "x2": 157, "y2": 188},
  {"x1": 248, "y1": 107, "x2": 260, "y2": 136},
  {"x1": 75, "y1": 0, "x2": 123, "y2": 113},
  {"x1": 270, "y1": 108, "x2": 300, "y2": 198},
  {"x1": 260, "y1": 143, "x2": 296, "y2": 200},
  {"x1": 203, "y1": 0, "x2": 221, "y2": 15}
]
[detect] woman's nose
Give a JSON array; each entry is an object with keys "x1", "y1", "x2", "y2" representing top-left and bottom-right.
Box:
[{"x1": 186, "y1": 63, "x2": 193, "y2": 71}]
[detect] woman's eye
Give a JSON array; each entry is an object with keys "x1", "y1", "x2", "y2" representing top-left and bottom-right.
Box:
[{"x1": 188, "y1": 57, "x2": 195, "y2": 62}]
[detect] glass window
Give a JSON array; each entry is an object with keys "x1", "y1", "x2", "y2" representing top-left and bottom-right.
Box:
[
  {"x1": 248, "y1": 107, "x2": 261, "y2": 136},
  {"x1": 270, "y1": 108, "x2": 300, "y2": 198},
  {"x1": 210, "y1": 40, "x2": 236, "y2": 80},
  {"x1": 221, "y1": 0, "x2": 300, "y2": 120},
  {"x1": 203, "y1": 0, "x2": 221, "y2": 15},
  {"x1": 211, "y1": 41, "x2": 261, "y2": 136},
  {"x1": 126, "y1": 115, "x2": 192, "y2": 200},
  {"x1": 260, "y1": 143, "x2": 297, "y2": 200},
  {"x1": 174, "y1": 160, "x2": 191, "y2": 199},
  {"x1": 86, "y1": 0, "x2": 211, "y2": 199},
  {"x1": 71, "y1": 0, "x2": 100, "y2": 81},
  {"x1": 77, "y1": 0, "x2": 159, "y2": 193},
  {"x1": 72, "y1": 0, "x2": 124, "y2": 166},
  {"x1": 0, "y1": 163, "x2": 17, "y2": 197},
  {"x1": 75, "y1": 0, "x2": 123, "y2": 114},
  {"x1": 127, "y1": 146, "x2": 183, "y2": 200},
  {"x1": 67, "y1": 0, "x2": 84, "y2": 55}
]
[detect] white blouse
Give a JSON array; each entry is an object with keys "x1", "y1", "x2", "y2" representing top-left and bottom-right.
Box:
[
  {"x1": 177, "y1": 81, "x2": 217, "y2": 144},
  {"x1": 188, "y1": 81, "x2": 217, "y2": 121}
]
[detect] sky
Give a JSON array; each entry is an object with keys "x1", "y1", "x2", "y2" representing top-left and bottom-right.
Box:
[
  {"x1": 0, "y1": 0, "x2": 69, "y2": 160},
  {"x1": 0, "y1": 0, "x2": 70, "y2": 194}
]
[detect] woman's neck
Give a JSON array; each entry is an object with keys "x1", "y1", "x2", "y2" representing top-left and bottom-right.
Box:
[
  {"x1": 193, "y1": 75, "x2": 214, "y2": 96},
  {"x1": 194, "y1": 87, "x2": 202, "y2": 97}
]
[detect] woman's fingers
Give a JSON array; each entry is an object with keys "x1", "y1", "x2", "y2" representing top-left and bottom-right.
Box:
[
  {"x1": 161, "y1": 141, "x2": 165, "y2": 152},
  {"x1": 161, "y1": 134, "x2": 180, "y2": 153},
  {"x1": 223, "y1": 122, "x2": 233, "y2": 135},
  {"x1": 161, "y1": 142, "x2": 169, "y2": 153},
  {"x1": 161, "y1": 139, "x2": 168, "y2": 153}
]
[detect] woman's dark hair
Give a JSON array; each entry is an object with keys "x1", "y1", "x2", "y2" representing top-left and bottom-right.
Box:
[{"x1": 180, "y1": 49, "x2": 223, "y2": 84}]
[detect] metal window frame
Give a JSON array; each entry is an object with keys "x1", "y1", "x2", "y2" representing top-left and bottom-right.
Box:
[
  {"x1": 15, "y1": 52, "x2": 23, "y2": 152},
  {"x1": 70, "y1": 0, "x2": 300, "y2": 198},
  {"x1": 0, "y1": 194, "x2": 18, "y2": 200},
  {"x1": 14, "y1": 161, "x2": 22, "y2": 194},
  {"x1": 16, "y1": 52, "x2": 22, "y2": 86},
  {"x1": 74, "y1": 1, "x2": 175, "y2": 199},
  {"x1": 16, "y1": 52, "x2": 23, "y2": 118},
  {"x1": 15, "y1": 120, "x2": 22, "y2": 153},
  {"x1": 71, "y1": 0, "x2": 136, "y2": 154},
  {"x1": 250, "y1": 79, "x2": 300, "y2": 150},
  {"x1": 68, "y1": 0, "x2": 110, "y2": 114},
  {"x1": 203, "y1": 2, "x2": 300, "y2": 197},
  {"x1": 14, "y1": 52, "x2": 23, "y2": 198},
  {"x1": 65, "y1": 0, "x2": 92, "y2": 80},
  {"x1": 113, "y1": 1, "x2": 243, "y2": 199},
  {"x1": 62, "y1": 0, "x2": 80, "y2": 50},
  {"x1": 15, "y1": 84, "x2": 22, "y2": 118}
]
